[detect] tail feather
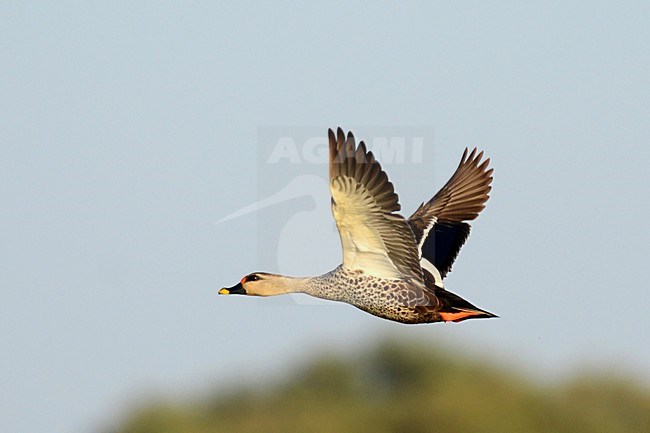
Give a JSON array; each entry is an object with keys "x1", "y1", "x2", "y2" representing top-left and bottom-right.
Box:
[{"x1": 435, "y1": 288, "x2": 497, "y2": 323}]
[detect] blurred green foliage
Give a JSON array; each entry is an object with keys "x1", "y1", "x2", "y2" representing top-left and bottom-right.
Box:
[{"x1": 112, "y1": 341, "x2": 650, "y2": 433}]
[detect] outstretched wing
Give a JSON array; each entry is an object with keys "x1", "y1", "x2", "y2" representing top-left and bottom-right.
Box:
[
  {"x1": 329, "y1": 128, "x2": 422, "y2": 282},
  {"x1": 408, "y1": 148, "x2": 492, "y2": 283}
]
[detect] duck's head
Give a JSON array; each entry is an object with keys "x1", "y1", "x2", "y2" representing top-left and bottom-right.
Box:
[{"x1": 219, "y1": 272, "x2": 290, "y2": 296}]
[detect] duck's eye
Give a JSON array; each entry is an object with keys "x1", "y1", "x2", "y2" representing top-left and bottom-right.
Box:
[{"x1": 246, "y1": 274, "x2": 259, "y2": 282}]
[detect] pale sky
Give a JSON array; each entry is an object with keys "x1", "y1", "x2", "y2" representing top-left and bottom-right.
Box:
[{"x1": 2, "y1": 2, "x2": 649, "y2": 433}]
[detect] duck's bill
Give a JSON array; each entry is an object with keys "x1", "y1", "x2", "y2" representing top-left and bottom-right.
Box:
[{"x1": 219, "y1": 282, "x2": 246, "y2": 295}]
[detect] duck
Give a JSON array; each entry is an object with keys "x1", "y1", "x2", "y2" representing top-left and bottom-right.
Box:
[{"x1": 219, "y1": 128, "x2": 496, "y2": 324}]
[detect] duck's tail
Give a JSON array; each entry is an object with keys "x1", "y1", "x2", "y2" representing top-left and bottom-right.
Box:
[{"x1": 435, "y1": 288, "x2": 498, "y2": 322}]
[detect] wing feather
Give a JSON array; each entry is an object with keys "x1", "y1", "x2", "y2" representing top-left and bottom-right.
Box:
[
  {"x1": 329, "y1": 128, "x2": 422, "y2": 281},
  {"x1": 408, "y1": 147, "x2": 492, "y2": 279}
]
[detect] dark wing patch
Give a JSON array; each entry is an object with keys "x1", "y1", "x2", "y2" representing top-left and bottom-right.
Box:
[{"x1": 420, "y1": 222, "x2": 470, "y2": 279}]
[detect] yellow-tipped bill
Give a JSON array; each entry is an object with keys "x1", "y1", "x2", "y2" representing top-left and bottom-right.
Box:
[{"x1": 218, "y1": 282, "x2": 246, "y2": 295}]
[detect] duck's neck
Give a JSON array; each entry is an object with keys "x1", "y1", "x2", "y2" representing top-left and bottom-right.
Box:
[
  {"x1": 249, "y1": 266, "x2": 345, "y2": 300},
  {"x1": 251, "y1": 274, "x2": 313, "y2": 296},
  {"x1": 259, "y1": 271, "x2": 339, "y2": 299}
]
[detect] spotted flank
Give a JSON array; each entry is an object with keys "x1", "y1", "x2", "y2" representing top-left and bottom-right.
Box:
[{"x1": 219, "y1": 128, "x2": 496, "y2": 325}]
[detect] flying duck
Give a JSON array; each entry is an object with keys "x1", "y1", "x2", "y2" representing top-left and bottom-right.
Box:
[{"x1": 219, "y1": 128, "x2": 496, "y2": 324}]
